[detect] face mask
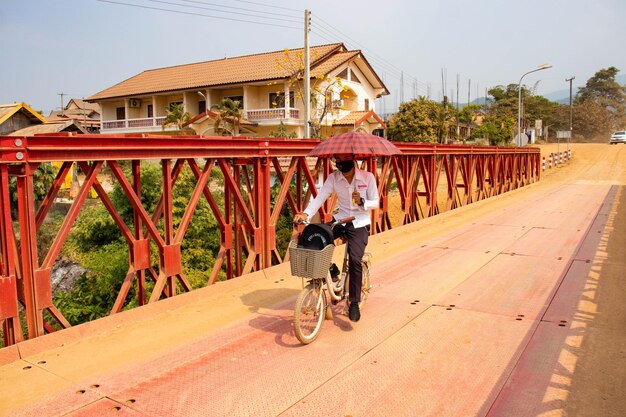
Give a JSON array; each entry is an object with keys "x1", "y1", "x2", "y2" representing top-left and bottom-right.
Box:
[{"x1": 336, "y1": 160, "x2": 355, "y2": 173}]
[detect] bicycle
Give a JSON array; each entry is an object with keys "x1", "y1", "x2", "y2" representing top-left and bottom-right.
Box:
[{"x1": 289, "y1": 217, "x2": 372, "y2": 344}]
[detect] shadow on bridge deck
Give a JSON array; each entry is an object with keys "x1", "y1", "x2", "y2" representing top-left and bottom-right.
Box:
[{"x1": 1, "y1": 178, "x2": 625, "y2": 417}]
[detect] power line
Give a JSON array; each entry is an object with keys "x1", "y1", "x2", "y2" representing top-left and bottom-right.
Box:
[
  {"x1": 149, "y1": 0, "x2": 301, "y2": 23},
  {"x1": 312, "y1": 16, "x2": 428, "y2": 93},
  {"x1": 311, "y1": 25, "x2": 416, "y2": 86},
  {"x1": 231, "y1": 0, "x2": 301, "y2": 13},
  {"x1": 310, "y1": 29, "x2": 336, "y2": 46},
  {"x1": 179, "y1": 0, "x2": 300, "y2": 19},
  {"x1": 96, "y1": 0, "x2": 302, "y2": 30},
  {"x1": 308, "y1": 23, "x2": 423, "y2": 93},
  {"x1": 314, "y1": 15, "x2": 428, "y2": 88}
]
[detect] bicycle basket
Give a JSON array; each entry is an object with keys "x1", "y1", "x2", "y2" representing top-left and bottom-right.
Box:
[{"x1": 288, "y1": 240, "x2": 335, "y2": 279}]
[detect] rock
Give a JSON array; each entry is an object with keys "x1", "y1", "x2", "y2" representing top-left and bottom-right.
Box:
[{"x1": 51, "y1": 258, "x2": 87, "y2": 295}]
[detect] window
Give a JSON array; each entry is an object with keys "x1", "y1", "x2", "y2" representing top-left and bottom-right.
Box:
[
  {"x1": 198, "y1": 100, "x2": 206, "y2": 114},
  {"x1": 116, "y1": 107, "x2": 125, "y2": 120},
  {"x1": 147, "y1": 104, "x2": 153, "y2": 118},
  {"x1": 364, "y1": 99, "x2": 370, "y2": 111},
  {"x1": 269, "y1": 92, "x2": 295, "y2": 108},
  {"x1": 169, "y1": 101, "x2": 183, "y2": 111},
  {"x1": 338, "y1": 68, "x2": 349, "y2": 80},
  {"x1": 351, "y1": 70, "x2": 362, "y2": 84},
  {"x1": 224, "y1": 96, "x2": 243, "y2": 108}
]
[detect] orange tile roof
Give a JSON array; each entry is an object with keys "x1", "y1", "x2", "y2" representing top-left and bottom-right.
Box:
[
  {"x1": 88, "y1": 44, "x2": 347, "y2": 101},
  {"x1": 8, "y1": 120, "x2": 86, "y2": 136},
  {"x1": 333, "y1": 110, "x2": 386, "y2": 129},
  {"x1": 0, "y1": 102, "x2": 46, "y2": 125},
  {"x1": 333, "y1": 111, "x2": 371, "y2": 125},
  {"x1": 310, "y1": 51, "x2": 360, "y2": 77},
  {"x1": 184, "y1": 110, "x2": 256, "y2": 127}
]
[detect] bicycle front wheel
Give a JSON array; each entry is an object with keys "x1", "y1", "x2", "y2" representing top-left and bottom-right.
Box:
[{"x1": 294, "y1": 281, "x2": 326, "y2": 344}]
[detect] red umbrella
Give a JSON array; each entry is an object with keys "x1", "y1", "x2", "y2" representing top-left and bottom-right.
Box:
[{"x1": 307, "y1": 131, "x2": 402, "y2": 157}]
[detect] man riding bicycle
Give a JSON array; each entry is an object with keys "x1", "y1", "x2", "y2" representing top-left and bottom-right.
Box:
[{"x1": 293, "y1": 153, "x2": 379, "y2": 322}]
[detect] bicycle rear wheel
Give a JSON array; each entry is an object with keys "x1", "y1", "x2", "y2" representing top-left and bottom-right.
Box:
[{"x1": 294, "y1": 281, "x2": 326, "y2": 344}]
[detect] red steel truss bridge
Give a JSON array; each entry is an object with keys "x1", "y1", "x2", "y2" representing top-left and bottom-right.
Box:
[
  {"x1": 0, "y1": 133, "x2": 540, "y2": 345},
  {"x1": 3, "y1": 137, "x2": 625, "y2": 417}
]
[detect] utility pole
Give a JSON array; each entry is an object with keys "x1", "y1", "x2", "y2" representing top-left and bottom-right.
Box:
[
  {"x1": 468, "y1": 78, "x2": 471, "y2": 106},
  {"x1": 380, "y1": 72, "x2": 387, "y2": 116},
  {"x1": 456, "y1": 74, "x2": 460, "y2": 112},
  {"x1": 566, "y1": 76, "x2": 575, "y2": 152},
  {"x1": 303, "y1": 9, "x2": 311, "y2": 138},
  {"x1": 441, "y1": 68, "x2": 446, "y2": 104},
  {"x1": 476, "y1": 81, "x2": 479, "y2": 106},
  {"x1": 57, "y1": 92, "x2": 66, "y2": 115},
  {"x1": 400, "y1": 71, "x2": 404, "y2": 104}
]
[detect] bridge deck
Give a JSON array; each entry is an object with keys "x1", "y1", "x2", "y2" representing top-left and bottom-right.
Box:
[{"x1": 1, "y1": 149, "x2": 625, "y2": 416}]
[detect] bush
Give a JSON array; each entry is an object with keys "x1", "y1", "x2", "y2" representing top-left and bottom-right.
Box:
[{"x1": 55, "y1": 241, "x2": 129, "y2": 324}]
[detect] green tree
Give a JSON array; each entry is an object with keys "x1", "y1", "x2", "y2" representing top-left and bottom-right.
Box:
[
  {"x1": 9, "y1": 163, "x2": 55, "y2": 212},
  {"x1": 576, "y1": 67, "x2": 626, "y2": 105},
  {"x1": 458, "y1": 104, "x2": 483, "y2": 124},
  {"x1": 268, "y1": 121, "x2": 297, "y2": 138},
  {"x1": 387, "y1": 97, "x2": 454, "y2": 143},
  {"x1": 471, "y1": 116, "x2": 515, "y2": 145},
  {"x1": 162, "y1": 103, "x2": 191, "y2": 131},
  {"x1": 571, "y1": 100, "x2": 613, "y2": 140},
  {"x1": 575, "y1": 66, "x2": 626, "y2": 132},
  {"x1": 211, "y1": 97, "x2": 243, "y2": 136},
  {"x1": 524, "y1": 95, "x2": 559, "y2": 132},
  {"x1": 479, "y1": 84, "x2": 559, "y2": 144}
]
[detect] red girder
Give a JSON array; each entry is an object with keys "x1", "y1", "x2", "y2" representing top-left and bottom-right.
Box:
[{"x1": 0, "y1": 133, "x2": 540, "y2": 345}]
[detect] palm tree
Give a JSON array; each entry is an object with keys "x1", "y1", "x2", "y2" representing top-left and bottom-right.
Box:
[
  {"x1": 211, "y1": 98, "x2": 243, "y2": 136},
  {"x1": 162, "y1": 103, "x2": 191, "y2": 131}
]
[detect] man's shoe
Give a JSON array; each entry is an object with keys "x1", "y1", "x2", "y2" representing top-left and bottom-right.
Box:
[{"x1": 348, "y1": 302, "x2": 360, "y2": 322}]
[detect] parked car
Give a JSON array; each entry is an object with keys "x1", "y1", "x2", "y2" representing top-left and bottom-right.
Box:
[{"x1": 610, "y1": 131, "x2": 626, "y2": 144}]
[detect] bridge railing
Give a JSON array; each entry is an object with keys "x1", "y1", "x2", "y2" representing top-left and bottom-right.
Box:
[{"x1": 0, "y1": 133, "x2": 540, "y2": 346}]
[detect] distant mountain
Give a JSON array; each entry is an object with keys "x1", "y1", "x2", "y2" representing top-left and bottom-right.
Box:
[
  {"x1": 543, "y1": 74, "x2": 626, "y2": 103},
  {"x1": 426, "y1": 74, "x2": 626, "y2": 108}
]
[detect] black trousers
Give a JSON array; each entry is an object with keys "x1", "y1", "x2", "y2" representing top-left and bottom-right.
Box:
[{"x1": 330, "y1": 221, "x2": 369, "y2": 303}]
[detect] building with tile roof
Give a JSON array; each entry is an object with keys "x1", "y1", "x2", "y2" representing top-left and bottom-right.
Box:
[
  {"x1": 48, "y1": 98, "x2": 101, "y2": 133},
  {"x1": 87, "y1": 43, "x2": 389, "y2": 137},
  {"x1": 8, "y1": 119, "x2": 87, "y2": 136},
  {"x1": 0, "y1": 102, "x2": 90, "y2": 136},
  {"x1": 333, "y1": 110, "x2": 386, "y2": 135},
  {"x1": 0, "y1": 102, "x2": 46, "y2": 135}
]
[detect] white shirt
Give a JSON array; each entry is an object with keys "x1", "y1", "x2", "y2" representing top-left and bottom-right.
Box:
[{"x1": 304, "y1": 167, "x2": 379, "y2": 228}]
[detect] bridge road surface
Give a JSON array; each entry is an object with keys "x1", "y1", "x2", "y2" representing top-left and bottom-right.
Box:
[{"x1": 1, "y1": 144, "x2": 625, "y2": 417}]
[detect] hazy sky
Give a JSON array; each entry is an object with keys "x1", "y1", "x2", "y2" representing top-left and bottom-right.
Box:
[{"x1": 2, "y1": 0, "x2": 625, "y2": 115}]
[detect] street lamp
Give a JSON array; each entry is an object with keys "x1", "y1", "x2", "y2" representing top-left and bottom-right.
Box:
[
  {"x1": 197, "y1": 91, "x2": 211, "y2": 135},
  {"x1": 197, "y1": 91, "x2": 209, "y2": 115},
  {"x1": 517, "y1": 64, "x2": 552, "y2": 146}
]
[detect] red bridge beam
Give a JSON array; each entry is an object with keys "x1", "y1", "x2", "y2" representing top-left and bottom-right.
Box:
[{"x1": 0, "y1": 133, "x2": 540, "y2": 345}]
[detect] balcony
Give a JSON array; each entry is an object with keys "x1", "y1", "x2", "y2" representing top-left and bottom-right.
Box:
[
  {"x1": 245, "y1": 108, "x2": 300, "y2": 123},
  {"x1": 101, "y1": 108, "x2": 302, "y2": 134},
  {"x1": 101, "y1": 117, "x2": 168, "y2": 133}
]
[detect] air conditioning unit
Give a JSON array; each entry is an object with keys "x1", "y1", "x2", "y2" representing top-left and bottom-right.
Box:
[
  {"x1": 129, "y1": 98, "x2": 141, "y2": 108},
  {"x1": 332, "y1": 99, "x2": 344, "y2": 109}
]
